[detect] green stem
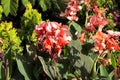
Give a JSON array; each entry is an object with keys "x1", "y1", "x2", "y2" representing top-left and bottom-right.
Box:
[
  {"x1": 92, "y1": 54, "x2": 100, "y2": 78},
  {"x1": 85, "y1": 10, "x2": 89, "y2": 27},
  {"x1": 53, "y1": 61, "x2": 57, "y2": 79},
  {"x1": 6, "y1": 67, "x2": 9, "y2": 80},
  {"x1": 5, "y1": 60, "x2": 9, "y2": 80}
]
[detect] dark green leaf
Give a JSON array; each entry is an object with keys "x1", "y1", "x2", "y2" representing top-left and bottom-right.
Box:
[
  {"x1": 0, "y1": 62, "x2": 2, "y2": 79},
  {"x1": 69, "y1": 21, "x2": 82, "y2": 37},
  {"x1": 38, "y1": 56, "x2": 54, "y2": 80},
  {"x1": 16, "y1": 55, "x2": 34, "y2": 80},
  {"x1": 67, "y1": 37, "x2": 94, "y2": 79},
  {"x1": 39, "y1": 0, "x2": 51, "y2": 11}
]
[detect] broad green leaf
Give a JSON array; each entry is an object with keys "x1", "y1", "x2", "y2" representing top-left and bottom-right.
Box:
[
  {"x1": 1, "y1": 0, "x2": 18, "y2": 16},
  {"x1": 67, "y1": 27, "x2": 94, "y2": 79},
  {"x1": 16, "y1": 55, "x2": 33, "y2": 80},
  {"x1": 99, "y1": 65, "x2": 114, "y2": 80},
  {"x1": 108, "y1": 71, "x2": 114, "y2": 80},
  {"x1": 100, "y1": 64, "x2": 108, "y2": 77},
  {"x1": 39, "y1": 0, "x2": 51, "y2": 11},
  {"x1": 69, "y1": 21, "x2": 82, "y2": 37},
  {"x1": 38, "y1": 56, "x2": 54, "y2": 80},
  {"x1": 67, "y1": 37, "x2": 94, "y2": 79}
]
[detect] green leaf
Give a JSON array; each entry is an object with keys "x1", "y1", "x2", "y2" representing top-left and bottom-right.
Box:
[
  {"x1": 0, "y1": 5, "x2": 3, "y2": 20},
  {"x1": 100, "y1": 64, "x2": 108, "y2": 77},
  {"x1": 1, "y1": 0, "x2": 18, "y2": 16},
  {"x1": 69, "y1": 21, "x2": 82, "y2": 37},
  {"x1": 108, "y1": 71, "x2": 114, "y2": 80},
  {"x1": 16, "y1": 55, "x2": 33, "y2": 80},
  {"x1": 39, "y1": 0, "x2": 51, "y2": 11},
  {"x1": 0, "y1": 62, "x2": 2, "y2": 79},
  {"x1": 111, "y1": 54, "x2": 116, "y2": 68},
  {"x1": 67, "y1": 37, "x2": 94, "y2": 79},
  {"x1": 22, "y1": 0, "x2": 29, "y2": 6},
  {"x1": 38, "y1": 56, "x2": 54, "y2": 80}
]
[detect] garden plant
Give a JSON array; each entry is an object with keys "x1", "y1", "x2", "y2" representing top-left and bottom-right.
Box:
[{"x1": 0, "y1": 0, "x2": 120, "y2": 80}]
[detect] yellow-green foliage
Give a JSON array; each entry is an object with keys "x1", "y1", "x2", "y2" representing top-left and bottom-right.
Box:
[
  {"x1": 21, "y1": 3, "x2": 42, "y2": 42},
  {"x1": 23, "y1": 3, "x2": 42, "y2": 25},
  {"x1": 0, "y1": 22, "x2": 22, "y2": 54}
]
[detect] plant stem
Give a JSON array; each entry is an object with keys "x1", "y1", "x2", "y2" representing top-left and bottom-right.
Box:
[
  {"x1": 53, "y1": 61, "x2": 57, "y2": 79},
  {"x1": 85, "y1": 10, "x2": 89, "y2": 27},
  {"x1": 92, "y1": 54, "x2": 100, "y2": 78}
]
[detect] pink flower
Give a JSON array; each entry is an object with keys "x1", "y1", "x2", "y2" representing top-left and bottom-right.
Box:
[
  {"x1": 60, "y1": 0, "x2": 82, "y2": 21},
  {"x1": 86, "y1": 16, "x2": 109, "y2": 32},
  {"x1": 86, "y1": 2, "x2": 109, "y2": 32},
  {"x1": 107, "y1": 30, "x2": 120, "y2": 37}
]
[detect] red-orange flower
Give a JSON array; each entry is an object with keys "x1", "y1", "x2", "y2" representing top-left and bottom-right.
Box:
[
  {"x1": 92, "y1": 31, "x2": 108, "y2": 41},
  {"x1": 79, "y1": 32, "x2": 86, "y2": 43},
  {"x1": 106, "y1": 38, "x2": 120, "y2": 51},
  {"x1": 92, "y1": 31, "x2": 108, "y2": 54},
  {"x1": 35, "y1": 21, "x2": 71, "y2": 61}
]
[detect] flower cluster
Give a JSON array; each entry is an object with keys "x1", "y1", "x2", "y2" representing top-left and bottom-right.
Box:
[
  {"x1": 35, "y1": 21, "x2": 71, "y2": 61},
  {"x1": 86, "y1": 3, "x2": 109, "y2": 32},
  {"x1": 92, "y1": 30, "x2": 120, "y2": 54},
  {"x1": 60, "y1": 0, "x2": 82, "y2": 21}
]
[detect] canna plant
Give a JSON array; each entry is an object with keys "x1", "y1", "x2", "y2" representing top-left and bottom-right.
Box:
[{"x1": 0, "y1": 0, "x2": 120, "y2": 80}]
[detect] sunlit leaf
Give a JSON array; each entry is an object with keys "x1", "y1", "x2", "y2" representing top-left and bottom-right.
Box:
[
  {"x1": 1, "y1": 0, "x2": 18, "y2": 16},
  {"x1": 108, "y1": 71, "x2": 114, "y2": 80},
  {"x1": 100, "y1": 64, "x2": 108, "y2": 77},
  {"x1": 111, "y1": 54, "x2": 116, "y2": 68}
]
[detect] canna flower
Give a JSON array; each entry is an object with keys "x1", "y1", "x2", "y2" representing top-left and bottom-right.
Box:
[
  {"x1": 86, "y1": 2, "x2": 109, "y2": 32},
  {"x1": 107, "y1": 30, "x2": 120, "y2": 37},
  {"x1": 93, "y1": 40, "x2": 106, "y2": 54},
  {"x1": 60, "y1": 0, "x2": 82, "y2": 21},
  {"x1": 92, "y1": 30, "x2": 120, "y2": 53},
  {"x1": 86, "y1": 16, "x2": 109, "y2": 32},
  {"x1": 106, "y1": 38, "x2": 120, "y2": 52},
  {"x1": 79, "y1": 32, "x2": 86, "y2": 43},
  {"x1": 92, "y1": 2, "x2": 106, "y2": 19},
  {"x1": 35, "y1": 21, "x2": 71, "y2": 61},
  {"x1": 92, "y1": 31, "x2": 108, "y2": 41},
  {"x1": 92, "y1": 31, "x2": 108, "y2": 54}
]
